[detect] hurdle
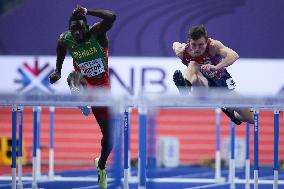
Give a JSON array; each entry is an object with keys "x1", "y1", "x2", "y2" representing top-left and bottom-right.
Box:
[
  {"x1": 0, "y1": 91, "x2": 283, "y2": 189},
  {"x1": 132, "y1": 92, "x2": 284, "y2": 189},
  {"x1": 0, "y1": 91, "x2": 120, "y2": 189}
]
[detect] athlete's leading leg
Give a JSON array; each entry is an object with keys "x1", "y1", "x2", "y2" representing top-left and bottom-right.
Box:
[
  {"x1": 173, "y1": 70, "x2": 191, "y2": 95},
  {"x1": 183, "y1": 61, "x2": 209, "y2": 87},
  {"x1": 173, "y1": 61, "x2": 208, "y2": 95},
  {"x1": 67, "y1": 71, "x2": 91, "y2": 116}
]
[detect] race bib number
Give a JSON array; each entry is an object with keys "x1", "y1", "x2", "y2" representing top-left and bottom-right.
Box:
[
  {"x1": 78, "y1": 58, "x2": 105, "y2": 77},
  {"x1": 226, "y1": 78, "x2": 236, "y2": 90}
]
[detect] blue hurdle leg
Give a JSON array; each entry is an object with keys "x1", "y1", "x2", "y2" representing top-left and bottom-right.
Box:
[
  {"x1": 124, "y1": 108, "x2": 130, "y2": 189},
  {"x1": 113, "y1": 107, "x2": 122, "y2": 188},
  {"x1": 138, "y1": 106, "x2": 147, "y2": 189},
  {"x1": 32, "y1": 106, "x2": 39, "y2": 189},
  {"x1": 245, "y1": 122, "x2": 251, "y2": 189},
  {"x1": 229, "y1": 121, "x2": 236, "y2": 189},
  {"x1": 273, "y1": 110, "x2": 279, "y2": 189},
  {"x1": 253, "y1": 110, "x2": 259, "y2": 189},
  {"x1": 17, "y1": 106, "x2": 24, "y2": 189},
  {"x1": 11, "y1": 105, "x2": 17, "y2": 189}
]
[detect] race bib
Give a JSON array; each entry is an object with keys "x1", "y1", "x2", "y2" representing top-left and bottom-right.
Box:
[{"x1": 78, "y1": 58, "x2": 105, "y2": 77}]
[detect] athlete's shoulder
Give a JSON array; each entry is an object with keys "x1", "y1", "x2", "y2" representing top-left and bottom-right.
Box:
[
  {"x1": 173, "y1": 42, "x2": 187, "y2": 59},
  {"x1": 209, "y1": 38, "x2": 224, "y2": 48},
  {"x1": 60, "y1": 31, "x2": 72, "y2": 39},
  {"x1": 208, "y1": 38, "x2": 226, "y2": 54},
  {"x1": 56, "y1": 31, "x2": 68, "y2": 47},
  {"x1": 60, "y1": 31, "x2": 75, "y2": 47},
  {"x1": 58, "y1": 31, "x2": 71, "y2": 43}
]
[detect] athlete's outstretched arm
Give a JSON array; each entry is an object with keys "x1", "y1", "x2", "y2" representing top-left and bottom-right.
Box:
[
  {"x1": 201, "y1": 40, "x2": 239, "y2": 72},
  {"x1": 49, "y1": 34, "x2": 67, "y2": 84},
  {"x1": 172, "y1": 42, "x2": 186, "y2": 59}
]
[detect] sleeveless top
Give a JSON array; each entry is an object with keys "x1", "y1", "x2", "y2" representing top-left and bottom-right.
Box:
[
  {"x1": 181, "y1": 39, "x2": 230, "y2": 80},
  {"x1": 63, "y1": 30, "x2": 109, "y2": 86}
]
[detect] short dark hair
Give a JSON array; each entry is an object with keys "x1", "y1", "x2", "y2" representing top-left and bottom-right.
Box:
[
  {"x1": 188, "y1": 25, "x2": 208, "y2": 41},
  {"x1": 69, "y1": 13, "x2": 87, "y2": 27}
]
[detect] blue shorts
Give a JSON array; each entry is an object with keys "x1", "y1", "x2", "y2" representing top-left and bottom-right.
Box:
[{"x1": 207, "y1": 74, "x2": 236, "y2": 90}]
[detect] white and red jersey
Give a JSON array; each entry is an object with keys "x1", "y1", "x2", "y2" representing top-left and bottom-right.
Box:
[{"x1": 181, "y1": 39, "x2": 230, "y2": 80}]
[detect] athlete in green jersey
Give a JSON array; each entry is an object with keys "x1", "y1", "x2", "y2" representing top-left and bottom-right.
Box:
[{"x1": 49, "y1": 5, "x2": 116, "y2": 189}]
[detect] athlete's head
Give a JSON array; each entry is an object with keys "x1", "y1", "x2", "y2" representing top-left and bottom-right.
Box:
[
  {"x1": 188, "y1": 25, "x2": 208, "y2": 56},
  {"x1": 69, "y1": 13, "x2": 88, "y2": 43}
]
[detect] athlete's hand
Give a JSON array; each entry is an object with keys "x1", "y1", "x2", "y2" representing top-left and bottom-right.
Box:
[
  {"x1": 73, "y1": 5, "x2": 87, "y2": 16},
  {"x1": 200, "y1": 64, "x2": 217, "y2": 72},
  {"x1": 49, "y1": 71, "x2": 61, "y2": 84}
]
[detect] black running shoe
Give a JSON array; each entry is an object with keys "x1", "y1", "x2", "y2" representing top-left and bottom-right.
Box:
[
  {"x1": 221, "y1": 107, "x2": 242, "y2": 125},
  {"x1": 173, "y1": 70, "x2": 189, "y2": 95}
]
